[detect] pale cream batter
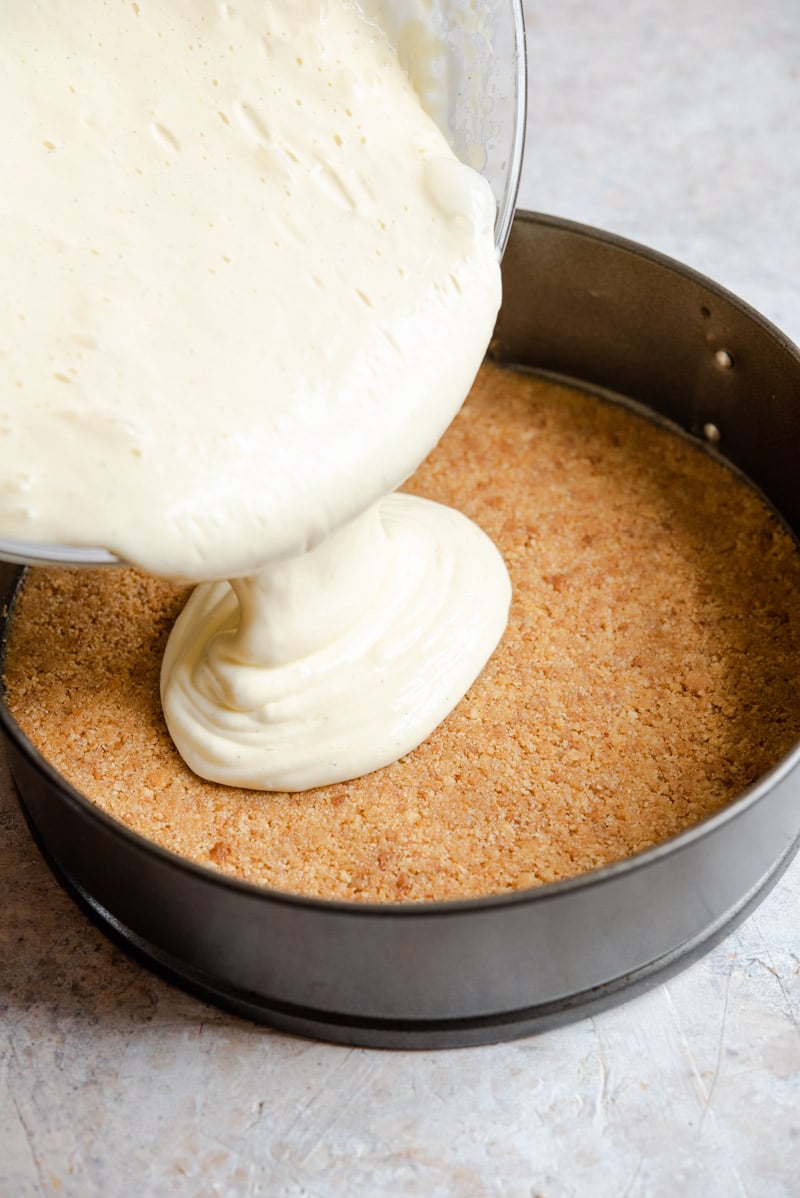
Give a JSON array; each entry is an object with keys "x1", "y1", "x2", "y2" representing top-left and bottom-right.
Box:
[{"x1": 1, "y1": 1, "x2": 509, "y2": 789}]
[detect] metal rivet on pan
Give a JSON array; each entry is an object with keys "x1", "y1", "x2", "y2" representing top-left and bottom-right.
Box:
[
  {"x1": 703, "y1": 422, "x2": 722, "y2": 443},
  {"x1": 714, "y1": 348, "x2": 734, "y2": 369}
]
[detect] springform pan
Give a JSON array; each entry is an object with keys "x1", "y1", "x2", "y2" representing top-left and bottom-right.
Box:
[{"x1": 2, "y1": 211, "x2": 799, "y2": 1049}]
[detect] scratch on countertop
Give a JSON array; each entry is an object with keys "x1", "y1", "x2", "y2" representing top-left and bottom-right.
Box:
[
  {"x1": 6, "y1": 1032, "x2": 48, "y2": 1198},
  {"x1": 10, "y1": 1090, "x2": 46, "y2": 1197},
  {"x1": 619, "y1": 1153, "x2": 645, "y2": 1198},
  {"x1": 699, "y1": 953, "x2": 736, "y2": 1128},
  {"x1": 663, "y1": 982, "x2": 710, "y2": 1110},
  {"x1": 728, "y1": 1156, "x2": 753, "y2": 1198},
  {"x1": 271, "y1": 1049, "x2": 380, "y2": 1166},
  {"x1": 588, "y1": 1016, "x2": 614, "y2": 1135},
  {"x1": 749, "y1": 956, "x2": 800, "y2": 1042},
  {"x1": 751, "y1": 922, "x2": 800, "y2": 1043}
]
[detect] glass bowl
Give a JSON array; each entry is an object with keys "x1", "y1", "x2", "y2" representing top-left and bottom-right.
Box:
[{"x1": 0, "y1": 0, "x2": 527, "y2": 569}]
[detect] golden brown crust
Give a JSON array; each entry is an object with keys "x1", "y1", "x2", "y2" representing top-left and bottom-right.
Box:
[{"x1": 6, "y1": 362, "x2": 800, "y2": 902}]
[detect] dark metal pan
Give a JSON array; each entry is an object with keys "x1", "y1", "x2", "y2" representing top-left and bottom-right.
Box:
[{"x1": 2, "y1": 211, "x2": 799, "y2": 1048}]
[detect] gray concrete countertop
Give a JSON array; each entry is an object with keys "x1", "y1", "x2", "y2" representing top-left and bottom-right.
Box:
[{"x1": 2, "y1": 2, "x2": 799, "y2": 1195}]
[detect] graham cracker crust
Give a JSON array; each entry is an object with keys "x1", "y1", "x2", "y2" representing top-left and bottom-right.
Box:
[{"x1": 5, "y1": 362, "x2": 800, "y2": 902}]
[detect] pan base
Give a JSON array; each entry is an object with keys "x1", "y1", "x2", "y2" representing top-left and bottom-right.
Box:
[{"x1": 14, "y1": 777, "x2": 799, "y2": 1049}]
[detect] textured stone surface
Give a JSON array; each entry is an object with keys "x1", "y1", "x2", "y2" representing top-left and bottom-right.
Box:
[{"x1": 2, "y1": 2, "x2": 800, "y2": 1194}]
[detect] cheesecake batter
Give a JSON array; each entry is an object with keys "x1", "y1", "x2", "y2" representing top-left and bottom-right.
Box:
[{"x1": 1, "y1": 1, "x2": 509, "y2": 788}]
